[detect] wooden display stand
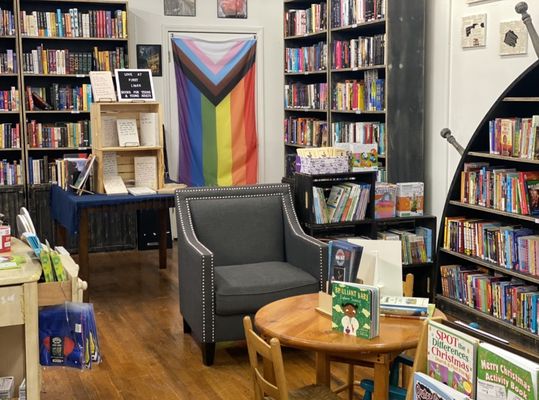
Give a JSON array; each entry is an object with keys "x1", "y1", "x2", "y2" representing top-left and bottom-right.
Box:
[
  {"x1": 90, "y1": 102, "x2": 165, "y2": 194},
  {"x1": 0, "y1": 238, "x2": 86, "y2": 400}
]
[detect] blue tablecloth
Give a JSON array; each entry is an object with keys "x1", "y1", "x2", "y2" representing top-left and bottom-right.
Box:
[{"x1": 51, "y1": 185, "x2": 174, "y2": 234}]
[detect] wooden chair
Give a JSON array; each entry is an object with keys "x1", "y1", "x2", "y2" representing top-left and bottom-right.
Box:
[{"x1": 243, "y1": 316, "x2": 340, "y2": 400}]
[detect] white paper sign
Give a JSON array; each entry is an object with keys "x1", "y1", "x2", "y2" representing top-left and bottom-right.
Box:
[
  {"x1": 134, "y1": 156, "x2": 157, "y2": 190},
  {"x1": 89, "y1": 71, "x2": 117, "y2": 102},
  {"x1": 101, "y1": 115, "x2": 119, "y2": 147},
  {"x1": 139, "y1": 113, "x2": 158, "y2": 146},
  {"x1": 116, "y1": 119, "x2": 139, "y2": 147}
]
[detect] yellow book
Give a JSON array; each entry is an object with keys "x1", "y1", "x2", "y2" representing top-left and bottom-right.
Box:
[
  {"x1": 40, "y1": 250, "x2": 55, "y2": 282},
  {"x1": 50, "y1": 251, "x2": 66, "y2": 281},
  {"x1": 122, "y1": 11, "x2": 127, "y2": 38}
]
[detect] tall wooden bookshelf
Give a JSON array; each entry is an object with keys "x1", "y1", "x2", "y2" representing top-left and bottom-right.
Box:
[
  {"x1": 0, "y1": 0, "x2": 136, "y2": 251},
  {"x1": 283, "y1": 0, "x2": 426, "y2": 183},
  {"x1": 436, "y1": 60, "x2": 539, "y2": 357}
]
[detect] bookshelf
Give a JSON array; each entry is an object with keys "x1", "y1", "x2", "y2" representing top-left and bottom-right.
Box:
[
  {"x1": 283, "y1": 0, "x2": 426, "y2": 183},
  {"x1": 293, "y1": 172, "x2": 436, "y2": 297},
  {"x1": 436, "y1": 60, "x2": 539, "y2": 354}
]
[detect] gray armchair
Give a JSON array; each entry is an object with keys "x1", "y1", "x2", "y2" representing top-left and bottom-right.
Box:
[{"x1": 175, "y1": 184, "x2": 328, "y2": 365}]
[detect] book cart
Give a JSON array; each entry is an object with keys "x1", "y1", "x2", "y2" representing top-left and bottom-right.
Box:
[{"x1": 283, "y1": 0, "x2": 426, "y2": 184}]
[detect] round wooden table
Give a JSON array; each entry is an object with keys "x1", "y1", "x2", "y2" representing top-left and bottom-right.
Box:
[{"x1": 255, "y1": 293, "x2": 443, "y2": 400}]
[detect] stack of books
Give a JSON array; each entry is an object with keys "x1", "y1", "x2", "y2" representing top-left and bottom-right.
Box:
[
  {"x1": 0, "y1": 376, "x2": 14, "y2": 400},
  {"x1": 313, "y1": 182, "x2": 371, "y2": 224},
  {"x1": 380, "y1": 295, "x2": 432, "y2": 318}
]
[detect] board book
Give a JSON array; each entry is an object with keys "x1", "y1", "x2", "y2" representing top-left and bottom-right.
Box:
[
  {"x1": 328, "y1": 239, "x2": 363, "y2": 284},
  {"x1": 414, "y1": 372, "x2": 471, "y2": 400},
  {"x1": 331, "y1": 281, "x2": 379, "y2": 339},
  {"x1": 427, "y1": 320, "x2": 479, "y2": 398}
]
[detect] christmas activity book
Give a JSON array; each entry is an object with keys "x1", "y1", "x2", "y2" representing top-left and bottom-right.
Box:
[
  {"x1": 328, "y1": 239, "x2": 363, "y2": 284},
  {"x1": 427, "y1": 320, "x2": 479, "y2": 398},
  {"x1": 331, "y1": 281, "x2": 379, "y2": 339},
  {"x1": 414, "y1": 372, "x2": 471, "y2": 400},
  {"x1": 476, "y1": 342, "x2": 539, "y2": 400}
]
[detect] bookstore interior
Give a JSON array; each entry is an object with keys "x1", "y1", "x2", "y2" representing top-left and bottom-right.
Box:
[{"x1": 4, "y1": 0, "x2": 539, "y2": 399}]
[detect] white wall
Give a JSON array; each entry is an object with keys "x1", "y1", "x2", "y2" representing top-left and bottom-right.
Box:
[
  {"x1": 127, "y1": 0, "x2": 284, "y2": 183},
  {"x1": 427, "y1": 0, "x2": 537, "y2": 221}
]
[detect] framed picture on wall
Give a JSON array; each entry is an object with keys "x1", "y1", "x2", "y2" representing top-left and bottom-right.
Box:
[
  {"x1": 164, "y1": 0, "x2": 196, "y2": 17},
  {"x1": 217, "y1": 0, "x2": 247, "y2": 19},
  {"x1": 137, "y1": 44, "x2": 162, "y2": 77}
]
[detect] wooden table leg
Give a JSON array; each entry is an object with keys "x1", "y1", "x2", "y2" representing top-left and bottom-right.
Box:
[
  {"x1": 373, "y1": 358, "x2": 390, "y2": 400},
  {"x1": 315, "y1": 352, "x2": 331, "y2": 386},
  {"x1": 79, "y1": 208, "x2": 90, "y2": 302},
  {"x1": 158, "y1": 208, "x2": 168, "y2": 269},
  {"x1": 24, "y1": 282, "x2": 39, "y2": 400}
]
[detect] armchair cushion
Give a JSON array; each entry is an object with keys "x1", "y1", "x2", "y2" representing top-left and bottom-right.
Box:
[{"x1": 214, "y1": 261, "x2": 319, "y2": 315}]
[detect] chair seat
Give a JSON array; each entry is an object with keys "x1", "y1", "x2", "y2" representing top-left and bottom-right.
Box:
[
  {"x1": 289, "y1": 384, "x2": 341, "y2": 400},
  {"x1": 215, "y1": 261, "x2": 319, "y2": 315}
]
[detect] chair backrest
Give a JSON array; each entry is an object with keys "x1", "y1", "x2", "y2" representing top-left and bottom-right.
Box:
[
  {"x1": 177, "y1": 185, "x2": 288, "y2": 266},
  {"x1": 402, "y1": 273, "x2": 414, "y2": 297},
  {"x1": 243, "y1": 316, "x2": 289, "y2": 400}
]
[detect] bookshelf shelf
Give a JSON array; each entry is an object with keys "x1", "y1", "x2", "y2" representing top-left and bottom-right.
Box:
[
  {"x1": 24, "y1": 74, "x2": 89, "y2": 78},
  {"x1": 0, "y1": 35, "x2": 16, "y2": 39},
  {"x1": 24, "y1": 110, "x2": 91, "y2": 114},
  {"x1": 331, "y1": 19, "x2": 386, "y2": 32},
  {"x1": 0, "y1": 73, "x2": 18, "y2": 77},
  {"x1": 284, "y1": 108, "x2": 328, "y2": 113},
  {"x1": 284, "y1": 142, "x2": 315, "y2": 148},
  {"x1": 284, "y1": 70, "x2": 326, "y2": 76},
  {"x1": 23, "y1": 0, "x2": 128, "y2": 3},
  {"x1": 503, "y1": 97, "x2": 539, "y2": 102},
  {"x1": 468, "y1": 151, "x2": 539, "y2": 164},
  {"x1": 0, "y1": 148, "x2": 22, "y2": 151},
  {"x1": 21, "y1": 36, "x2": 128, "y2": 42},
  {"x1": 331, "y1": 65, "x2": 386, "y2": 72},
  {"x1": 98, "y1": 146, "x2": 162, "y2": 152},
  {"x1": 0, "y1": 184, "x2": 24, "y2": 191},
  {"x1": 436, "y1": 295, "x2": 539, "y2": 343},
  {"x1": 331, "y1": 109, "x2": 386, "y2": 114},
  {"x1": 448, "y1": 200, "x2": 539, "y2": 223},
  {"x1": 27, "y1": 147, "x2": 92, "y2": 151},
  {"x1": 284, "y1": 30, "x2": 327, "y2": 40},
  {"x1": 439, "y1": 248, "x2": 539, "y2": 285},
  {"x1": 0, "y1": 111, "x2": 20, "y2": 114}
]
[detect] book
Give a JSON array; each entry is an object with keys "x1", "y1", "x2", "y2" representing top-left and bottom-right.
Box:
[
  {"x1": 374, "y1": 182, "x2": 397, "y2": 219},
  {"x1": 427, "y1": 320, "x2": 479, "y2": 398},
  {"x1": 380, "y1": 296, "x2": 430, "y2": 317},
  {"x1": 414, "y1": 372, "x2": 471, "y2": 400},
  {"x1": 139, "y1": 112, "x2": 159, "y2": 146},
  {"x1": 526, "y1": 180, "x2": 539, "y2": 216},
  {"x1": 349, "y1": 143, "x2": 378, "y2": 171},
  {"x1": 39, "y1": 250, "x2": 55, "y2": 282},
  {"x1": 116, "y1": 118, "x2": 139, "y2": 147},
  {"x1": 50, "y1": 250, "x2": 66, "y2": 281},
  {"x1": 331, "y1": 281, "x2": 379, "y2": 339},
  {"x1": 396, "y1": 182, "x2": 424, "y2": 216},
  {"x1": 103, "y1": 175, "x2": 128, "y2": 195},
  {"x1": 328, "y1": 239, "x2": 363, "y2": 284},
  {"x1": 127, "y1": 186, "x2": 156, "y2": 196},
  {"x1": 476, "y1": 342, "x2": 539, "y2": 400}
]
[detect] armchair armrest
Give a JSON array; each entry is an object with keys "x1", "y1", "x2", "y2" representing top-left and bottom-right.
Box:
[{"x1": 281, "y1": 191, "x2": 328, "y2": 290}]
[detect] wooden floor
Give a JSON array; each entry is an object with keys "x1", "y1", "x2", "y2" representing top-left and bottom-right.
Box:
[{"x1": 41, "y1": 244, "x2": 371, "y2": 399}]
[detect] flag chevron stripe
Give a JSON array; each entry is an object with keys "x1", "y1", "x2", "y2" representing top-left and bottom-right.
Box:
[{"x1": 172, "y1": 40, "x2": 256, "y2": 105}]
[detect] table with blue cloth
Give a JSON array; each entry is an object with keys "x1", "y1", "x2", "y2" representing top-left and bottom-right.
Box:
[{"x1": 51, "y1": 185, "x2": 175, "y2": 300}]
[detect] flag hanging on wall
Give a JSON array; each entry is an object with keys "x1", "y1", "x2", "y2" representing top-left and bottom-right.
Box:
[{"x1": 171, "y1": 36, "x2": 258, "y2": 186}]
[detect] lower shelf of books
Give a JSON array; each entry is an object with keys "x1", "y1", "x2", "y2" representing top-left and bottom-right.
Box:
[{"x1": 436, "y1": 294, "x2": 539, "y2": 359}]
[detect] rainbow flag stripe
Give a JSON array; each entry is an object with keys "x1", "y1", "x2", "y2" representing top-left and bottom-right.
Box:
[{"x1": 171, "y1": 37, "x2": 258, "y2": 186}]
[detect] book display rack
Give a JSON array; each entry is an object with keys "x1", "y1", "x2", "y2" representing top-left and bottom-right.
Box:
[
  {"x1": 436, "y1": 60, "x2": 539, "y2": 356},
  {"x1": 0, "y1": 0, "x2": 134, "y2": 250},
  {"x1": 283, "y1": 0, "x2": 426, "y2": 184}
]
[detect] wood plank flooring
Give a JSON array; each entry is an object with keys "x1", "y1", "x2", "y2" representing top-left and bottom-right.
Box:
[{"x1": 41, "y1": 245, "x2": 371, "y2": 399}]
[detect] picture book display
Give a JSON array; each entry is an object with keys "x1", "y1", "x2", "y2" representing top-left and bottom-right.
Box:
[
  {"x1": 331, "y1": 281, "x2": 379, "y2": 339},
  {"x1": 476, "y1": 342, "x2": 539, "y2": 400},
  {"x1": 414, "y1": 372, "x2": 471, "y2": 400},
  {"x1": 374, "y1": 182, "x2": 397, "y2": 218},
  {"x1": 396, "y1": 182, "x2": 424, "y2": 216},
  {"x1": 427, "y1": 320, "x2": 479, "y2": 398},
  {"x1": 328, "y1": 239, "x2": 363, "y2": 284}
]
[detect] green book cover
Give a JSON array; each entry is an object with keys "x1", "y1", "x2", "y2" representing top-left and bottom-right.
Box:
[
  {"x1": 477, "y1": 342, "x2": 539, "y2": 400},
  {"x1": 50, "y1": 251, "x2": 66, "y2": 281},
  {"x1": 331, "y1": 281, "x2": 378, "y2": 339},
  {"x1": 427, "y1": 320, "x2": 479, "y2": 397},
  {"x1": 39, "y1": 250, "x2": 55, "y2": 282}
]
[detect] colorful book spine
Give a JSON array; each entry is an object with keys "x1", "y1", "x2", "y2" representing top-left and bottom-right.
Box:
[
  {"x1": 0, "y1": 160, "x2": 22, "y2": 186},
  {"x1": 285, "y1": 3, "x2": 327, "y2": 36},
  {"x1": 27, "y1": 120, "x2": 91, "y2": 148},
  {"x1": 0, "y1": 123, "x2": 20, "y2": 149},
  {"x1": 285, "y1": 41, "x2": 327, "y2": 73},
  {"x1": 330, "y1": 0, "x2": 385, "y2": 28},
  {"x1": 284, "y1": 82, "x2": 328, "y2": 110},
  {"x1": 332, "y1": 34, "x2": 385, "y2": 69},
  {"x1": 284, "y1": 117, "x2": 328, "y2": 147},
  {"x1": 332, "y1": 70, "x2": 384, "y2": 111}
]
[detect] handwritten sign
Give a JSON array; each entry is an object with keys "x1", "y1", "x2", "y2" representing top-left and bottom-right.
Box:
[{"x1": 114, "y1": 69, "x2": 155, "y2": 101}]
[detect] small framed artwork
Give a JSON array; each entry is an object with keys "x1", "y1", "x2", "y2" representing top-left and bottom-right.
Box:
[
  {"x1": 164, "y1": 0, "x2": 196, "y2": 17},
  {"x1": 499, "y1": 20, "x2": 528, "y2": 56},
  {"x1": 461, "y1": 14, "x2": 487, "y2": 48},
  {"x1": 137, "y1": 44, "x2": 162, "y2": 77},
  {"x1": 217, "y1": 0, "x2": 247, "y2": 19}
]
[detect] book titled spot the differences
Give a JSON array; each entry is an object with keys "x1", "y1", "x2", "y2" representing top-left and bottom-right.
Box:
[{"x1": 331, "y1": 281, "x2": 379, "y2": 339}]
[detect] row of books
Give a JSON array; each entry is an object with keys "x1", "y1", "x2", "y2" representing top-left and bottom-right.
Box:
[
  {"x1": 460, "y1": 161, "x2": 539, "y2": 215},
  {"x1": 27, "y1": 120, "x2": 91, "y2": 149},
  {"x1": 26, "y1": 84, "x2": 92, "y2": 111},
  {"x1": 0, "y1": 87, "x2": 19, "y2": 111},
  {"x1": 423, "y1": 320, "x2": 539, "y2": 399},
  {"x1": 332, "y1": 34, "x2": 385, "y2": 69},
  {"x1": 489, "y1": 116, "x2": 539, "y2": 159},
  {"x1": 285, "y1": 41, "x2": 327, "y2": 73},
  {"x1": 332, "y1": 71, "x2": 385, "y2": 111},
  {"x1": 378, "y1": 227, "x2": 432, "y2": 265},
  {"x1": 0, "y1": 8, "x2": 15, "y2": 36},
  {"x1": 376, "y1": 167, "x2": 386, "y2": 182},
  {"x1": 443, "y1": 217, "x2": 539, "y2": 275},
  {"x1": 0, "y1": 50, "x2": 17, "y2": 74},
  {"x1": 284, "y1": 82, "x2": 328, "y2": 110},
  {"x1": 0, "y1": 159, "x2": 22, "y2": 186},
  {"x1": 440, "y1": 264, "x2": 539, "y2": 330},
  {"x1": 19, "y1": 9, "x2": 128, "y2": 39},
  {"x1": 0, "y1": 122, "x2": 20, "y2": 149},
  {"x1": 312, "y1": 182, "x2": 371, "y2": 224},
  {"x1": 284, "y1": 117, "x2": 328, "y2": 147},
  {"x1": 22, "y1": 46, "x2": 127, "y2": 75},
  {"x1": 330, "y1": 0, "x2": 385, "y2": 28},
  {"x1": 28, "y1": 155, "x2": 92, "y2": 190},
  {"x1": 284, "y1": 3, "x2": 327, "y2": 37},
  {"x1": 332, "y1": 121, "x2": 385, "y2": 154}
]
